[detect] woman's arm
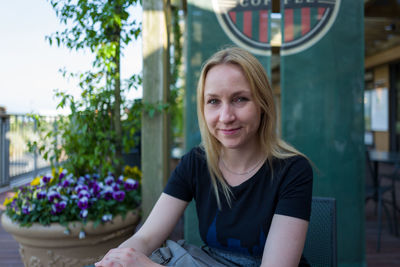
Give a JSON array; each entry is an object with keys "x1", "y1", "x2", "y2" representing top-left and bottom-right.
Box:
[
  {"x1": 261, "y1": 214, "x2": 309, "y2": 267},
  {"x1": 95, "y1": 193, "x2": 189, "y2": 267}
]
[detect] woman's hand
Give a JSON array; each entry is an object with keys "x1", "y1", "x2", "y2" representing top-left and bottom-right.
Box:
[
  {"x1": 95, "y1": 193, "x2": 188, "y2": 267},
  {"x1": 94, "y1": 248, "x2": 161, "y2": 267}
]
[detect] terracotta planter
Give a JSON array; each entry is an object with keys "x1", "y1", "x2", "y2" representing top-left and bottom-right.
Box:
[{"x1": 1, "y1": 209, "x2": 140, "y2": 267}]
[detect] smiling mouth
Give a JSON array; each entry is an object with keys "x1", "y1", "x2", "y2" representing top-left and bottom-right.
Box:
[{"x1": 220, "y1": 128, "x2": 241, "y2": 135}]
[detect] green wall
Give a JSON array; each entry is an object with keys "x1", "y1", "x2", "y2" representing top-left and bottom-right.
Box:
[{"x1": 280, "y1": 1, "x2": 365, "y2": 266}]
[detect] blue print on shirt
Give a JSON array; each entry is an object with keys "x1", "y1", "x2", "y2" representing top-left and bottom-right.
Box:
[{"x1": 206, "y1": 212, "x2": 266, "y2": 256}]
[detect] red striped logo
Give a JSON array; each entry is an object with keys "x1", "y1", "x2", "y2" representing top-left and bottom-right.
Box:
[
  {"x1": 281, "y1": 0, "x2": 340, "y2": 55},
  {"x1": 212, "y1": 0, "x2": 272, "y2": 56},
  {"x1": 213, "y1": 0, "x2": 340, "y2": 56}
]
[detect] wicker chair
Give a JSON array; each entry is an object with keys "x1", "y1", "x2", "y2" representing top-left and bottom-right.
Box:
[{"x1": 303, "y1": 197, "x2": 337, "y2": 267}]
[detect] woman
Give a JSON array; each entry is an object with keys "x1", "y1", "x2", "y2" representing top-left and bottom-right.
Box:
[{"x1": 95, "y1": 47, "x2": 313, "y2": 267}]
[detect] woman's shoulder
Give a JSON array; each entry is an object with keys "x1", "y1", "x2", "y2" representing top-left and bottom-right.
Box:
[
  {"x1": 177, "y1": 146, "x2": 207, "y2": 168},
  {"x1": 272, "y1": 154, "x2": 312, "y2": 174},
  {"x1": 182, "y1": 146, "x2": 206, "y2": 160}
]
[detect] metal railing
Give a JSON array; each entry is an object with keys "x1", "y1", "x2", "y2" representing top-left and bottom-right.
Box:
[
  {"x1": 0, "y1": 113, "x2": 59, "y2": 187},
  {"x1": 0, "y1": 113, "x2": 10, "y2": 187}
]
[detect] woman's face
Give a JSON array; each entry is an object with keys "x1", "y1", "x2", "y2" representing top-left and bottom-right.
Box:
[{"x1": 203, "y1": 64, "x2": 261, "y2": 151}]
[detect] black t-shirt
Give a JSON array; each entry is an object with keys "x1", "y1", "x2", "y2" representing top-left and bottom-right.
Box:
[{"x1": 164, "y1": 147, "x2": 313, "y2": 260}]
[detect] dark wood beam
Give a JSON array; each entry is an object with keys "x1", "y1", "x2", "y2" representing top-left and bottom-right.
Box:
[
  {"x1": 272, "y1": 0, "x2": 280, "y2": 13},
  {"x1": 365, "y1": 0, "x2": 400, "y2": 18}
]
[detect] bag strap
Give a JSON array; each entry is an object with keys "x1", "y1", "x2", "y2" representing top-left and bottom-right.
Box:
[
  {"x1": 178, "y1": 241, "x2": 230, "y2": 267},
  {"x1": 150, "y1": 246, "x2": 173, "y2": 265},
  {"x1": 151, "y1": 240, "x2": 233, "y2": 267},
  {"x1": 166, "y1": 240, "x2": 203, "y2": 267}
]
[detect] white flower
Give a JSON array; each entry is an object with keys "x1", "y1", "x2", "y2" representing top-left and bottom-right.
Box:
[{"x1": 79, "y1": 230, "x2": 86, "y2": 239}]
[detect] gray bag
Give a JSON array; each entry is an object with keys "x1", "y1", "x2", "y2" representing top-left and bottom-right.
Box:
[{"x1": 150, "y1": 240, "x2": 234, "y2": 267}]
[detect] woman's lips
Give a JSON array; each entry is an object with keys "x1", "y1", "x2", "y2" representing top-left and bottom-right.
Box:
[{"x1": 220, "y1": 127, "x2": 241, "y2": 135}]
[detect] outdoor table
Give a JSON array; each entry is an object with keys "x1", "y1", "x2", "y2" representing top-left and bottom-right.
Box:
[
  {"x1": 367, "y1": 149, "x2": 400, "y2": 236},
  {"x1": 368, "y1": 149, "x2": 400, "y2": 184}
]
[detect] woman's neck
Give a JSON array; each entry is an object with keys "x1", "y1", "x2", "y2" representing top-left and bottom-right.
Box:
[{"x1": 220, "y1": 143, "x2": 265, "y2": 175}]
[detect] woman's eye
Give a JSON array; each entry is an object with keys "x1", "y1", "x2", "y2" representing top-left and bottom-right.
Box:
[
  {"x1": 233, "y1": 97, "x2": 248, "y2": 103},
  {"x1": 207, "y1": 99, "x2": 219, "y2": 105}
]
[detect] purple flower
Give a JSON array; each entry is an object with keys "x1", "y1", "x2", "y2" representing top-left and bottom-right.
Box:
[
  {"x1": 80, "y1": 209, "x2": 88, "y2": 219},
  {"x1": 112, "y1": 190, "x2": 125, "y2": 202},
  {"x1": 112, "y1": 183, "x2": 120, "y2": 191},
  {"x1": 22, "y1": 206, "x2": 30, "y2": 215},
  {"x1": 105, "y1": 176, "x2": 114, "y2": 185},
  {"x1": 102, "y1": 186, "x2": 114, "y2": 200},
  {"x1": 90, "y1": 182, "x2": 101, "y2": 196},
  {"x1": 61, "y1": 178, "x2": 73, "y2": 188},
  {"x1": 84, "y1": 174, "x2": 91, "y2": 180},
  {"x1": 54, "y1": 201, "x2": 67, "y2": 213},
  {"x1": 10, "y1": 199, "x2": 17, "y2": 208},
  {"x1": 92, "y1": 173, "x2": 100, "y2": 180},
  {"x1": 78, "y1": 190, "x2": 90, "y2": 199},
  {"x1": 78, "y1": 176, "x2": 86, "y2": 184},
  {"x1": 102, "y1": 214, "x2": 113, "y2": 222},
  {"x1": 116, "y1": 175, "x2": 124, "y2": 184},
  {"x1": 77, "y1": 196, "x2": 89, "y2": 210},
  {"x1": 48, "y1": 191, "x2": 61, "y2": 202},
  {"x1": 42, "y1": 176, "x2": 51, "y2": 184},
  {"x1": 59, "y1": 172, "x2": 65, "y2": 180},
  {"x1": 124, "y1": 179, "x2": 139, "y2": 191},
  {"x1": 87, "y1": 179, "x2": 95, "y2": 188},
  {"x1": 37, "y1": 191, "x2": 47, "y2": 200},
  {"x1": 75, "y1": 185, "x2": 88, "y2": 194}
]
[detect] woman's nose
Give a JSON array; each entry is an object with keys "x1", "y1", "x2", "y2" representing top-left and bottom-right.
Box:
[{"x1": 219, "y1": 104, "x2": 235, "y2": 123}]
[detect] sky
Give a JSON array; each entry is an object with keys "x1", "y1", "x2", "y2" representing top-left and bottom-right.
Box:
[{"x1": 0, "y1": 1, "x2": 143, "y2": 115}]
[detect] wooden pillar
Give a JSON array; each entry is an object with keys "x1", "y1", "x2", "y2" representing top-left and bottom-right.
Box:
[
  {"x1": 373, "y1": 65, "x2": 390, "y2": 151},
  {"x1": 142, "y1": 0, "x2": 170, "y2": 220}
]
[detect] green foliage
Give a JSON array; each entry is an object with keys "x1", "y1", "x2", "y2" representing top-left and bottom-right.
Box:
[
  {"x1": 46, "y1": 0, "x2": 141, "y2": 66},
  {"x1": 28, "y1": 87, "x2": 142, "y2": 177},
  {"x1": 169, "y1": 7, "x2": 184, "y2": 140},
  {"x1": 30, "y1": 0, "x2": 143, "y2": 177}
]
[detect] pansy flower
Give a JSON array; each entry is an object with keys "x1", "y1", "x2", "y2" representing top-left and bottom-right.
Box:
[
  {"x1": 124, "y1": 179, "x2": 139, "y2": 191},
  {"x1": 113, "y1": 190, "x2": 125, "y2": 202}
]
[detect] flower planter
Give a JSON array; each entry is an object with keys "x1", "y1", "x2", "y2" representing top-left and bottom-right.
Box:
[{"x1": 1, "y1": 209, "x2": 140, "y2": 267}]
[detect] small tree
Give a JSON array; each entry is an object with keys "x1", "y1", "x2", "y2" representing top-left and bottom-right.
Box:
[{"x1": 32, "y1": 0, "x2": 142, "y2": 176}]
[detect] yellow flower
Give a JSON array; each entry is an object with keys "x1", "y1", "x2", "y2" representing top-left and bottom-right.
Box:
[
  {"x1": 133, "y1": 166, "x2": 142, "y2": 177},
  {"x1": 123, "y1": 165, "x2": 142, "y2": 180},
  {"x1": 2, "y1": 192, "x2": 17, "y2": 206},
  {"x1": 51, "y1": 166, "x2": 63, "y2": 180},
  {"x1": 124, "y1": 165, "x2": 130, "y2": 172},
  {"x1": 30, "y1": 176, "x2": 41, "y2": 186},
  {"x1": 3, "y1": 197, "x2": 12, "y2": 206}
]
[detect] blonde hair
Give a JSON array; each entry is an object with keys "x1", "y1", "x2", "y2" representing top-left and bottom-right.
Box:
[{"x1": 197, "y1": 46, "x2": 304, "y2": 208}]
